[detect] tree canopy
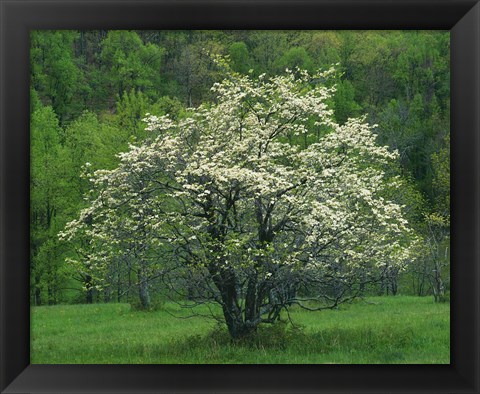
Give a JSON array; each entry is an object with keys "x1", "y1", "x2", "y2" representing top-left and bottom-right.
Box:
[{"x1": 60, "y1": 64, "x2": 416, "y2": 338}]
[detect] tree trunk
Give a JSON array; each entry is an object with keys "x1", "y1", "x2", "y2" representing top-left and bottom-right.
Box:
[
  {"x1": 127, "y1": 265, "x2": 132, "y2": 301},
  {"x1": 47, "y1": 285, "x2": 54, "y2": 305},
  {"x1": 245, "y1": 274, "x2": 258, "y2": 323},
  {"x1": 138, "y1": 267, "x2": 151, "y2": 309},
  {"x1": 34, "y1": 286, "x2": 42, "y2": 306},
  {"x1": 85, "y1": 274, "x2": 93, "y2": 304},
  {"x1": 223, "y1": 301, "x2": 258, "y2": 340},
  {"x1": 86, "y1": 288, "x2": 93, "y2": 304},
  {"x1": 117, "y1": 259, "x2": 122, "y2": 302},
  {"x1": 211, "y1": 265, "x2": 259, "y2": 340},
  {"x1": 432, "y1": 264, "x2": 445, "y2": 303}
]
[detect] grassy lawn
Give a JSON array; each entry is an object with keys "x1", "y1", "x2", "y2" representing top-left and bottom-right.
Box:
[{"x1": 30, "y1": 296, "x2": 449, "y2": 364}]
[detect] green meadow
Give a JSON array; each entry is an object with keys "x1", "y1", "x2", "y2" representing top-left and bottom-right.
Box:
[{"x1": 31, "y1": 296, "x2": 449, "y2": 364}]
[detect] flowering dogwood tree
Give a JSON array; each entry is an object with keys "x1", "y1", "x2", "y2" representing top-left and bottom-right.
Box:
[{"x1": 61, "y1": 65, "x2": 415, "y2": 339}]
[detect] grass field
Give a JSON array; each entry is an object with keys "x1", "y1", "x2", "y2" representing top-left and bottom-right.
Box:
[{"x1": 30, "y1": 296, "x2": 449, "y2": 364}]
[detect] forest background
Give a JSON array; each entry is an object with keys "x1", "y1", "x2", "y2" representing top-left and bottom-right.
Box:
[{"x1": 30, "y1": 30, "x2": 450, "y2": 307}]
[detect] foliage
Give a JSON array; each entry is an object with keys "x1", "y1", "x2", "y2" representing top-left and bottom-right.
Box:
[
  {"x1": 30, "y1": 31, "x2": 84, "y2": 123},
  {"x1": 31, "y1": 105, "x2": 67, "y2": 304},
  {"x1": 228, "y1": 42, "x2": 252, "y2": 75},
  {"x1": 333, "y1": 79, "x2": 361, "y2": 124},
  {"x1": 99, "y1": 31, "x2": 164, "y2": 101},
  {"x1": 275, "y1": 47, "x2": 314, "y2": 73}
]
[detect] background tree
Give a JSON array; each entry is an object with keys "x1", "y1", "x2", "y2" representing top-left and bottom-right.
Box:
[
  {"x1": 30, "y1": 31, "x2": 84, "y2": 124},
  {"x1": 425, "y1": 134, "x2": 450, "y2": 301},
  {"x1": 31, "y1": 106, "x2": 67, "y2": 304},
  {"x1": 274, "y1": 47, "x2": 314, "y2": 73},
  {"x1": 228, "y1": 42, "x2": 252, "y2": 75},
  {"x1": 99, "y1": 31, "x2": 164, "y2": 105}
]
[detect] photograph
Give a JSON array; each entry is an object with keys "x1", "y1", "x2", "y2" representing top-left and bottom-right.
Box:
[{"x1": 29, "y1": 29, "x2": 451, "y2": 365}]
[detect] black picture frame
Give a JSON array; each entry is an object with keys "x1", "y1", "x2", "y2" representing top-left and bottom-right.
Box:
[{"x1": 1, "y1": 0, "x2": 479, "y2": 393}]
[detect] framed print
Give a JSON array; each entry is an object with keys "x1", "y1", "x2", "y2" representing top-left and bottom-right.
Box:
[{"x1": 1, "y1": 0, "x2": 479, "y2": 393}]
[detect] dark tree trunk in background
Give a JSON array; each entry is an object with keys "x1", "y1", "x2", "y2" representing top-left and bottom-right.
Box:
[
  {"x1": 138, "y1": 266, "x2": 151, "y2": 309},
  {"x1": 85, "y1": 274, "x2": 93, "y2": 304},
  {"x1": 34, "y1": 287, "x2": 42, "y2": 306},
  {"x1": 47, "y1": 287, "x2": 54, "y2": 305}
]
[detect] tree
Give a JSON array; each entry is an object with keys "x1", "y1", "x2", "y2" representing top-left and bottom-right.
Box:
[
  {"x1": 115, "y1": 90, "x2": 185, "y2": 143},
  {"x1": 228, "y1": 42, "x2": 252, "y2": 75},
  {"x1": 172, "y1": 43, "x2": 222, "y2": 107},
  {"x1": 275, "y1": 47, "x2": 314, "y2": 74},
  {"x1": 60, "y1": 64, "x2": 415, "y2": 338},
  {"x1": 303, "y1": 31, "x2": 341, "y2": 67},
  {"x1": 30, "y1": 31, "x2": 84, "y2": 123},
  {"x1": 334, "y1": 79, "x2": 361, "y2": 124},
  {"x1": 115, "y1": 89, "x2": 151, "y2": 139},
  {"x1": 249, "y1": 31, "x2": 289, "y2": 75},
  {"x1": 100, "y1": 31, "x2": 164, "y2": 104},
  {"x1": 31, "y1": 105, "x2": 66, "y2": 304},
  {"x1": 425, "y1": 133, "x2": 450, "y2": 302},
  {"x1": 55, "y1": 112, "x2": 125, "y2": 303}
]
